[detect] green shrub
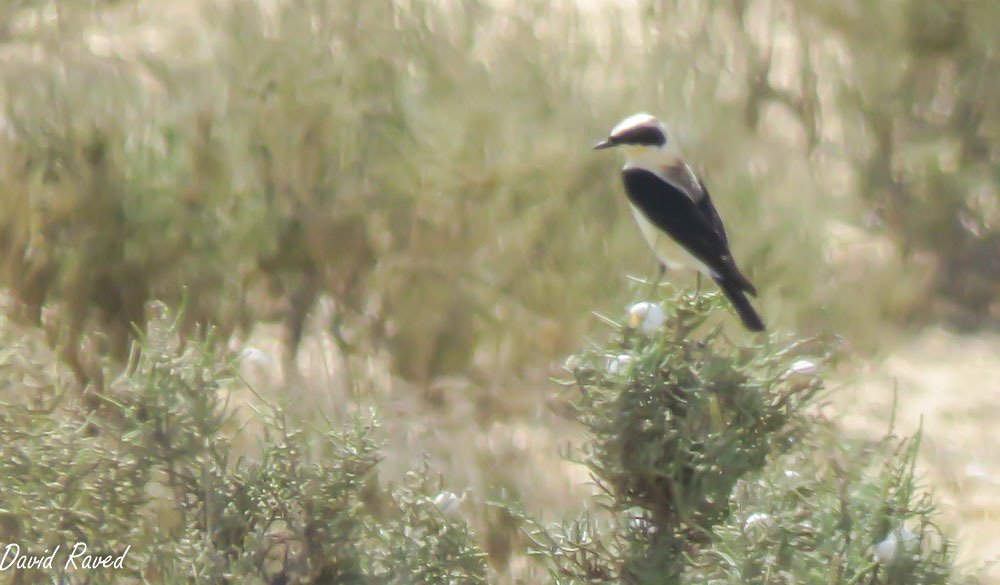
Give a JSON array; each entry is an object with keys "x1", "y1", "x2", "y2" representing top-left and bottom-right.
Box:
[
  {"x1": 521, "y1": 288, "x2": 963, "y2": 584},
  {"x1": 0, "y1": 306, "x2": 487, "y2": 584},
  {"x1": 0, "y1": 285, "x2": 973, "y2": 584}
]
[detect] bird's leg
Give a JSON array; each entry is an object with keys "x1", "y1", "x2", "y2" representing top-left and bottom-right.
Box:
[
  {"x1": 648, "y1": 262, "x2": 666, "y2": 298},
  {"x1": 695, "y1": 272, "x2": 702, "y2": 296}
]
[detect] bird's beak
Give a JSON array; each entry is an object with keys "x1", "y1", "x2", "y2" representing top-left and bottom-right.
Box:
[{"x1": 592, "y1": 138, "x2": 615, "y2": 150}]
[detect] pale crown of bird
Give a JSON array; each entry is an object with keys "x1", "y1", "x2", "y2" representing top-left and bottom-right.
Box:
[{"x1": 609, "y1": 112, "x2": 663, "y2": 137}]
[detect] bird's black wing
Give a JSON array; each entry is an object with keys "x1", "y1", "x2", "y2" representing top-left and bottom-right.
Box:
[
  {"x1": 622, "y1": 168, "x2": 754, "y2": 294},
  {"x1": 695, "y1": 176, "x2": 729, "y2": 248}
]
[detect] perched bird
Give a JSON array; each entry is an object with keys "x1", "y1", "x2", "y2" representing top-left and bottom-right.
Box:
[{"x1": 594, "y1": 113, "x2": 765, "y2": 331}]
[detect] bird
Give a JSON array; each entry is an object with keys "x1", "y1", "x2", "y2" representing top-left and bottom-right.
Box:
[{"x1": 593, "y1": 113, "x2": 765, "y2": 332}]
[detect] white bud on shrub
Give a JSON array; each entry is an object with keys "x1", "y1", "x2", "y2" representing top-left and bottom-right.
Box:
[
  {"x1": 875, "y1": 528, "x2": 918, "y2": 565},
  {"x1": 783, "y1": 359, "x2": 819, "y2": 387},
  {"x1": 432, "y1": 491, "x2": 465, "y2": 518},
  {"x1": 626, "y1": 302, "x2": 666, "y2": 334},
  {"x1": 874, "y1": 532, "x2": 899, "y2": 564},
  {"x1": 606, "y1": 354, "x2": 633, "y2": 375}
]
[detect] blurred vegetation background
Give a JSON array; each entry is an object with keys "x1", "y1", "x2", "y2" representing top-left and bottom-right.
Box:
[
  {"x1": 0, "y1": 0, "x2": 997, "y2": 582},
  {"x1": 2, "y1": 0, "x2": 997, "y2": 387}
]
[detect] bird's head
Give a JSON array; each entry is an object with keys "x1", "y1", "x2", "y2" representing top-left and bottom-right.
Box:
[{"x1": 593, "y1": 113, "x2": 675, "y2": 165}]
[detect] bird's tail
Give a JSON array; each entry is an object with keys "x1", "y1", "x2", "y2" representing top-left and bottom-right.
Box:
[{"x1": 713, "y1": 276, "x2": 766, "y2": 332}]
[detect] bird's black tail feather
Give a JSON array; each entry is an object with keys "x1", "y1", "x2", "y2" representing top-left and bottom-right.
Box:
[{"x1": 713, "y1": 276, "x2": 766, "y2": 332}]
